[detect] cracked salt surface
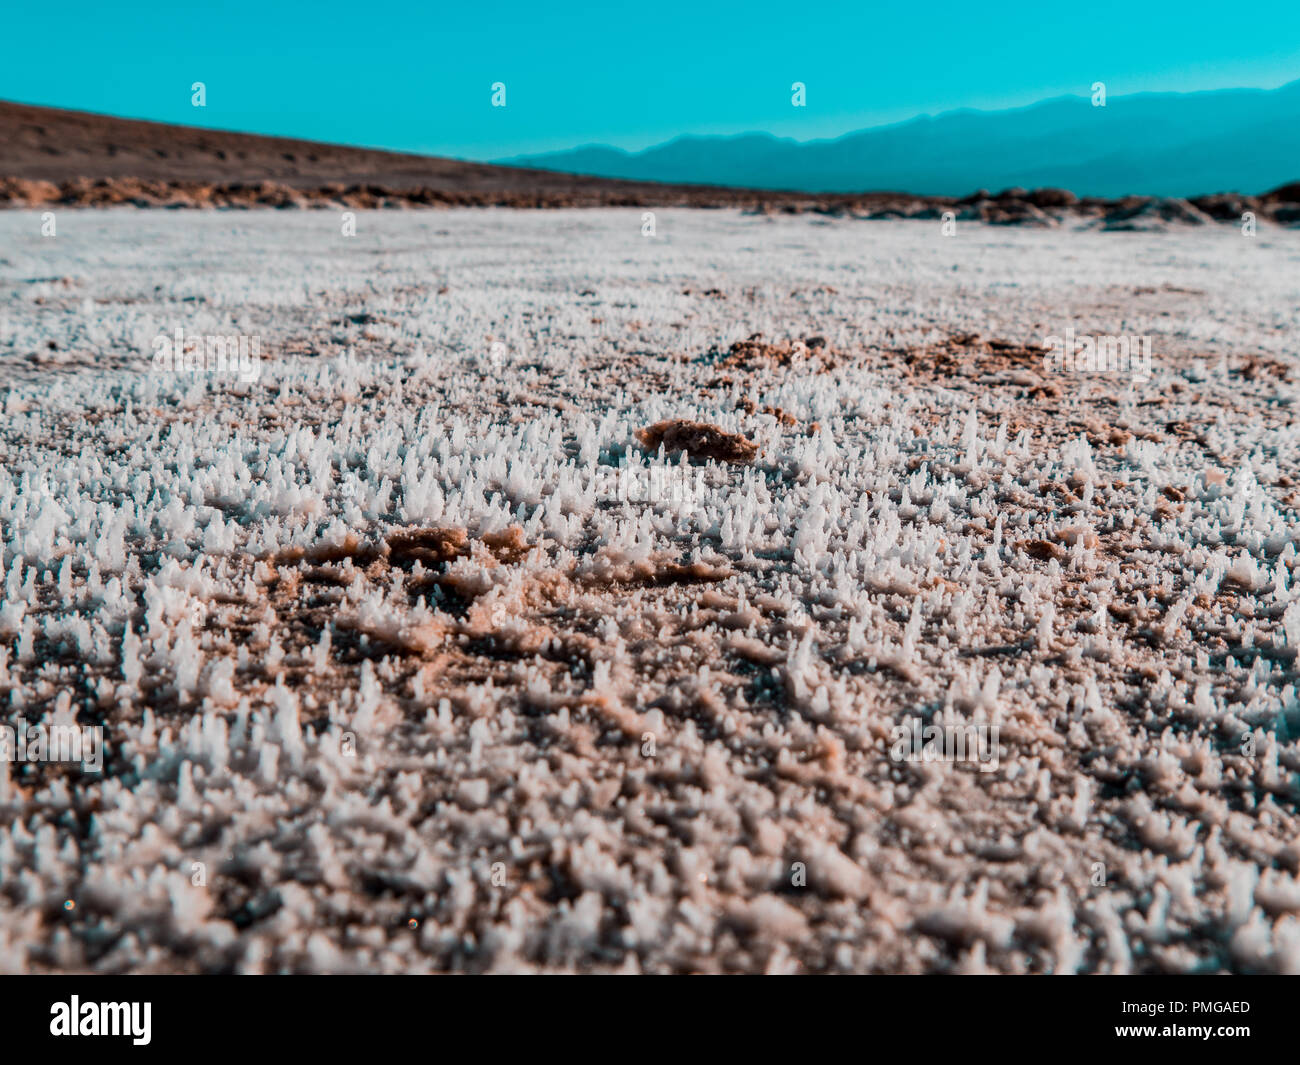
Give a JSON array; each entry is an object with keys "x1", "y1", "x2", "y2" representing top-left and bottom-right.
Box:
[{"x1": 2, "y1": 208, "x2": 1300, "y2": 973}]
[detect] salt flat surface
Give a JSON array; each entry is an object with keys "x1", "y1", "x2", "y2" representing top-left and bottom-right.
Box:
[{"x1": 2, "y1": 208, "x2": 1299, "y2": 973}]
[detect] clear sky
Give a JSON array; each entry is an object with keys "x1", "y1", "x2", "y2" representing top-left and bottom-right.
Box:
[{"x1": 3, "y1": 1, "x2": 1298, "y2": 159}]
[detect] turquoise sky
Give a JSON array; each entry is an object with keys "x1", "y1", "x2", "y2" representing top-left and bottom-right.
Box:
[{"x1": 3, "y1": 1, "x2": 1298, "y2": 159}]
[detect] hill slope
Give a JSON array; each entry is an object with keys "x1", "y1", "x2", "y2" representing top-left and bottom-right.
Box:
[{"x1": 0, "y1": 99, "x2": 774, "y2": 206}]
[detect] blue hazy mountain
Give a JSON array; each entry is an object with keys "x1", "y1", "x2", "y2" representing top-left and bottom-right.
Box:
[{"x1": 500, "y1": 81, "x2": 1300, "y2": 197}]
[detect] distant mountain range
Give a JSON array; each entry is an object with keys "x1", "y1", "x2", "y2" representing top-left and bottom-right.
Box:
[{"x1": 501, "y1": 81, "x2": 1300, "y2": 198}]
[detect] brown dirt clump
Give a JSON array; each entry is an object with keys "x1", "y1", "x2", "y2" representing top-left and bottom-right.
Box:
[
  {"x1": 386, "y1": 526, "x2": 470, "y2": 567},
  {"x1": 719, "y1": 333, "x2": 828, "y2": 371},
  {"x1": 481, "y1": 525, "x2": 534, "y2": 564},
  {"x1": 268, "y1": 532, "x2": 383, "y2": 567},
  {"x1": 636, "y1": 419, "x2": 758, "y2": 464},
  {"x1": 270, "y1": 526, "x2": 533, "y2": 575},
  {"x1": 1020, "y1": 539, "x2": 1068, "y2": 562}
]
